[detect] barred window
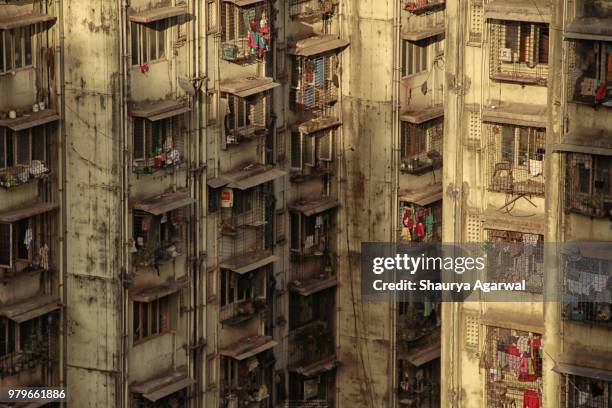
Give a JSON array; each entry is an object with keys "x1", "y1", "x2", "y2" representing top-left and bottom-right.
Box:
[
  {"x1": 566, "y1": 154, "x2": 612, "y2": 217},
  {"x1": 292, "y1": 54, "x2": 337, "y2": 112},
  {"x1": 569, "y1": 40, "x2": 612, "y2": 106},
  {"x1": 224, "y1": 94, "x2": 267, "y2": 144},
  {"x1": 290, "y1": 130, "x2": 335, "y2": 171},
  {"x1": 220, "y1": 2, "x2": 270, "y2": 62},
  {"x1": 564, "y1": 375, "x2": 612, "y2": 407},
  {"x1": 131, "y1": 21, "x2": 166, "y2": 66},
  {"x1": 400, "y1": 119, "x2": 443, "y2": 174},
  {"x1": 0, "y1": 27, "x2": 33, "y2": 74}
]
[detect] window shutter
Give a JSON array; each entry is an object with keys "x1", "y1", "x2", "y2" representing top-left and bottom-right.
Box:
[
  {"x1": 290, "y1": 132, "x2": 303, "y2": 170},
  {"x1": 0, "y1": 223, "x2": 11, "y2": 268}
]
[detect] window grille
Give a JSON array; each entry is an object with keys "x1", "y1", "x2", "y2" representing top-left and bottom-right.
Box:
[
  {"x1": 563, "y1": 253, "x2": 612, "y2": 326},
  {"x1": 482, "y1": 326, "x2": 543, "y2": 408},
  {"x1": 290, "y1": 130, "x2": 335, "y2": 176},
  {"x1": 401, "y1": 39, "x2": 432, "y2": 77},
  {"x1": 292, "y1": 54, "x2": 338, "y2": 112},
  {"x1": 221, "y1": 1, "x2": 271, "y2": 63},
  {"x1": 565, "y1": 153, "x2": 612, "y2": 217},
  {"x1": 403, "y1": 0, "x2": 445, "y2": 13},
  {"x1": 485, "y1": 124, "x2": 545, "y2": 196},
  {"x1": 0, "y1": 213, "x2": 53, "y2": 274},
  {"x1": 484, "y1": 229, "x2": 544, "y2": 293},
  {"x1": 132, "y1": 208, "x2": 186, "y2": 267},
  {"x1": 224, "y1": 93, "x2": 268, "y2": 145},
  {"x1": 399, "y1": 200, "x2": 442, "y2": 243},
  {"x1": 489, "y1": 20, "x2": 549, "y2": 84},
  {"x1": 400, "y1": 119, "x2": 443, "y2": 174},
  {"x1": 0, "y1": 26, "x2": 34, "y2": 74},
  {"x1": 289, "y1": 0, "x2": 334, "y2": 19},
  {"x1": 567, "y1": 39, "x2": 612, "y2": 107},
  {"x1": 0, "y1": 126, "x2": 51, "y2": 188},
  {"x1": 563, "y1": 375, "x2": 612, "y2": 408},
  {"x1": 220, "y1": 353, "x2": 272, "y2": 406},
  {"x1": 132, "y1": 115, "x2": 185, "y2": 173}
]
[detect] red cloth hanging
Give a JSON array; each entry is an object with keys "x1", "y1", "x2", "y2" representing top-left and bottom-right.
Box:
[
  {"x1": 416, "y1": 222, "x2": 425, "y2": 238},
  {"x1": 596, "y1": 80, "x2": 607, "y2": 102},
  {"x1": 523, "y1": 389, "x2": 540, "y2": 408}
]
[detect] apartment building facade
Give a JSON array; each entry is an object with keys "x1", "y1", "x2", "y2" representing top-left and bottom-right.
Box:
[{"x1": 442, "y1": 0, "x2": 612, "y2": 407}]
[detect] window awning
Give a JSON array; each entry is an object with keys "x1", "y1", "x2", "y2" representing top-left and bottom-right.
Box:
[
  {"x1": 0, "y1": 295, "x2": 61, "y2": 324},
  {"x1": 484, "y1": 0, "x2": 550, "y2": 23},
  {"x1": 131, "y1": 371, "x2": 194, "y2": 402},
  {"x1": 289, "y1": 276, "x2": 338, "y2": 297},
  {"x1": 289, "y1": 355, "x2": 337, "y2": 377},
  {"x1": 220, "y1": 250, "x2": 278, "y2": 274},
  {"x1": 0, "y1": 202, "x2": 58, "y2": 223},
  {"x1": 132, "y1": 192, "x2": 194, "y2": 216},
  {"x1": 223, "y1": 0, "x2": 266, "y2": 7},
  {"x1": 0, "y1": 12, "x2": 57, "y2": 30},
  {"x1": 553, "y1": 130, "x2": 612, "y2": 156},
  {"x1": 129, "y1": 6, "x2": 190, "y2": 24},
  {"x1": 219, "y1": 77, "x2": 280, "y2": 98},
  {"x1": 401, "y1": 24, "x2": 445, "y2": 42},
  {"x1": 207, "y1": 164, "x2": 286, "y2": 191},
  {"x1": 482, "y1": 309, "x2": 544, "y2": 333},
  {"x1": 553, "y1": 351, "x2": 612, "y2": 382},
  {"x1": 0, "y1": 109, "x2": 60, "y2": 132},
  {"x1": 481, "y1": 207, "x2": 544, "y2": 235},
  {"x1": 404, "y1": 337, "x2": 441, "y2": 367},
  {"x1": 289, "y1": 197, "x2": 339, "y2": 217},
  {"x1": 399, "y1": 183, "x2": 442, "y2": 207},
  {"x1": 130, "y1": 100, "x2": 191, "y2": 122},
  {"x1": 482, "y1": 102, "x2": 547, "y2": 128},
  {"x1": 129, "y1": 278, "x2": 189, "y2": 302},
  {"x1": 288, "y1": 35, "x2": 349, "y2": 57},
  {"x1": 565, "y1": 17, "x2": 612, "y2": 42},
  {"x1": 219, "y1": 335, "x2": 277, "y2": 360},
  {"x1": 297, "y1": 117, "x2": 342, "y2": 135},
  {"x1": 400, "y1": 105, "x2": 444, "y2": 125}
]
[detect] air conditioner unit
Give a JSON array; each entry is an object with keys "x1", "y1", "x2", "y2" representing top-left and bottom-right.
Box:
[{"x1": 499, "y1": 48, "x2": 513, "y2": 62}]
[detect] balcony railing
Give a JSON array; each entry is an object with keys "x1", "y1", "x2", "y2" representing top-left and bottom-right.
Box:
[
  {"x1": 0, "y1": 161, "x2": 50, "y2": 189},
  {"x1": 220, "y1": 298, "x2": 266, "y2": 326},
  {"x1": 288, "y1": 322, "x2": 335, "y2": 369},
  {"x1": 403, "y1": 0, "x2": 445, "y2": 13},
  {"x1": 0, "y1": 336, "x2": 54, "y2": 378},
  {"x1": 289, "y1": 0, "x2": 334, "y2": 19}
]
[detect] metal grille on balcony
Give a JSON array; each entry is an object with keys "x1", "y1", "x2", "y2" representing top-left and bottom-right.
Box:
[
  {"x1": 291, "y1": 54, "x2": 338, "y2": 113},
  {"x1": 489, "y1": 20, "x2": 549, "y2": 85},
  {"x1": 400, "y1": 119, "x2": 443, "y2": 174},
  {"x1": 485, "y1": 123, "x2": 545, "y2": 196},
  {"x1": 481, "y1": 326, "x2": 543, "y2": 408},
  {"x1": 563, "y1": 375, "x2": 612, "y2": 408},
  {"x1": 484, "y1": 229, "x2": 544, "y2": 293},
  {"x1": 289, "y1": 0, "x2": 334, "y2": 20},
  {"x1": 225, "y1": 94, "x2": 269, "y2": 145},
  {"x1": 221, "y1": 1, "x2": 271, "y2": 63},
  {"x1": 403, "y1": 0, "x2": 445, "y2": 13},
  {"x1": 565, "y1": 153, "x2": 612, "y2": 218},
  {"x1": 566, "y1": 39, "x2": 612, "y2": 107}
]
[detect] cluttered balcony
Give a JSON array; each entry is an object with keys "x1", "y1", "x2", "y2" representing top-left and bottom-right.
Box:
[
  {"x1": 403, "y1": 0, "x2": 445, "y2": 13},
  {"x1": 488, "y1": 20, "x2": 549, "y2": 85},
  {"x1": 566, "y1": 37, "x2": 612, "y2": 108},
  {"x1": 399, "y1": 106, "x2": 443, "y2": 174},
  {"x1": 130, "y1": 191, "x2": 194, "y2": 268},
  {"x1": 220, "y1": 335, "x2": 276, "y2": 407},
  {"x1": 562, "y1": 243, "x2": 612, "y2": 327},
  {"x1": 554, "y1": 350, "x2": 612, "y2": 408},
  {"x1": 289, "y1": 196, "x2": 338, "y2": 261},
  {"x1": 484, "y1": 229, "x2": 544, "y2": 293},
  {"x1": 0, "y1": 110, "x2": 58, "y2": 189},
  {"x1": 130, "y1": 370, "x2": 194, "y2": 408},
  {"x1": 220, "y1": 0, "x2": 271, "y2": 63},
  {"x1": 290, "y1": 117, "x2": 338, "y2": 183},
  {"x1": 220, "y1": 77, "x2": 279, "y2": 146},
  {"x1": 398, "y1": 184, "x2": 442, "y2": 243},
  {"x1": 0, "y1": 294, "x2": 61, "y2": 379},
  {"x1": 0, "y1": 201, "x2": 57, "y2": 280},
  {"x1": 485, "y1": 122, "x2": 545, "y2": 197},
  {"x1": 563, "y1": 149, "x2": 612, "y2": 218},
  {"x1": 289, "y1": 0, "x2": 335, "y2": 20},
  {"x1": 481, "y1": 325, "x2": 543, "y2": 408},
  {"x1": 130, "y1": 100, "x2": 190, "y2": 174}
]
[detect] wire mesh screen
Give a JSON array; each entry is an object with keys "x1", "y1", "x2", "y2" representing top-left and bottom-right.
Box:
[
  {"x1": 563, "y1": 375, "x2": 612, "y2": 408},
  {"x1": 485, "y1": 123, "x2": 545, "y2": 196},
  {"x1": 398, "y1": 201, "x2": 442, "y2": 243},
  {"x1": 489, "y1": 20, "x2": 549, "y2": 84},
  {"x1": 565, "y1": 153, "x2": 612, "y2": 218},
  {"x1": 567, "y1": 39, "x2": 612, "y2": 107},
  {"x1": 484, "y1": 229, "x2": 544, "y2": 293},
  {"x1": 563, "y1": 253, "x2": 612, "y2": 326},
  {"x1": 292, "y1": 54, "x2": 338, "y2": 113},
  {"x1": 289, "y1": 0, "x2": 334, "y2": 19},
  {"x1": 400, "y1": 119, "x2": 443, "y2": 174},
  {"x1": 482, "y1": 326, "x2": 543, "y2": 408},
  {"x1": 218, "y1": 185, "x2": 267, "y2": 262},
  {"x1": 221, "y1": 2, "x2": 271, "y2": 62},
  {"x1": 225, "y1": 94, "x2": 269, "y2": 145}
]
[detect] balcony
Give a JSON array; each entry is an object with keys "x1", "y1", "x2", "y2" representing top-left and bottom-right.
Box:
[
  {"x1": 220, "y1": 0, "x2": 271, "y2": 63},
  {"x1": 289, "y1": 197, "x2": 338, "y2": 260},
  {"x1": 400, "y1": 106, "x2": 443, "y2": 175},
  {"x1": 403, "y1": 0, "x2": 445, "y2": 14},
  {"x1": 566, "y1": 38, "x2": 612, "y2": 108},
  {"x1": 220, "y1": 298, "x2": 267, "y2": 326},
  {"x1": 288, "y1": 321, "x2": 336, "y2": 376},
  {"x1": 289, "y1": 0, "x2": 334, "y2": 20},
  {"x1": 554, "y1": 351, "x2": 612, "y2": 408},
  {"x1": 398, "y1": 184, "x2": 442, "y2": 243}
]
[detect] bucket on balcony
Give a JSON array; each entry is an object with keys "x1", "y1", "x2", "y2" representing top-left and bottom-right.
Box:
[{"x1": 220, "y1": 188, "x2": 233, "y2": 208}]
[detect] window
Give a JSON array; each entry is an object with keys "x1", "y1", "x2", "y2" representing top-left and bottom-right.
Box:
[
  {"x1": 220, "y1": 269, "x2": 265, "y2": 307},
  {"x1": 290, "y1": 211, "x2": 332, "y2": 254},
  {"x1": 220, "y1": 2, "x2": 270, "y2": 61},
  {"x1": 400, "y1": 119, "x2": 443, "y2": 173},
  {"x1": 131, "y1": 21, "x2": 166, "y2": 66},
  {"x1": 0, "y1": 216, "x2": 50, "y2": 271},
  {"x1": 292, "y1": 55, "x2": 337, "y2": 111},
  {"x1": 0, "y1": 314, "x2": 55, "y2": 361},
  {"x1": 132, "y1": 116, "x2": 182, "y2": 170},
  {"x1": 0, "y1": 127, "x2": 49, "y2": 188},
  {"x1": 566, "y1": 154, "x2": 612, "y2": 217},
  {"x1": 224, "y1": 94, "x2": 267, "y2": 143},
  {"x1": 0, "y1": 27, "x2": 33, "y2": 74},
  {"x1": 133, "y1": 296, "x2": 171, "y2": 343},
  {"x1": 290, "y1": 131, "x2": 334, "y2": 171},
  {"x1": 233, "y1": 189, "x2": 253, "y2": 215},
  {"x1": 401, "y1": 123, "x2": 427, "y2": 159},
  {"x1": 402, "y1": 40, "x2": 429, "y2": 77},
  {"x1": 570, "y1": 40, "x2": 612, "y2": 106},
  {"x1": 132, "y1": 210, "x2": 183, "y2": 266}
]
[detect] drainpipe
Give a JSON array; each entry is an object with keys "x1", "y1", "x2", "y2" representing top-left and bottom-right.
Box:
[{"x1": 118, "y1": 0, "x2": 130, "y2": 407}]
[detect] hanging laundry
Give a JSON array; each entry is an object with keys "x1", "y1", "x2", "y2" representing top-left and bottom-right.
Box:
[
  {"x1": 523, "y1": 389, "x2": 540, "y2": 408},
  {"x1": 314, "y1": 57, "x2": 325, "y2": 87},
  {"x1": 401, "y1": 227, "x2": 412, "y2": 242},
  {"x1": 425, "y1": 212, "x2": 434, "y2": 237},
  {"x1": 415, "y1": 222, "x2": 425, "y2": 238},
  {"x1": 24, "y1": 228, "x2": 33, "y2": 249}
]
